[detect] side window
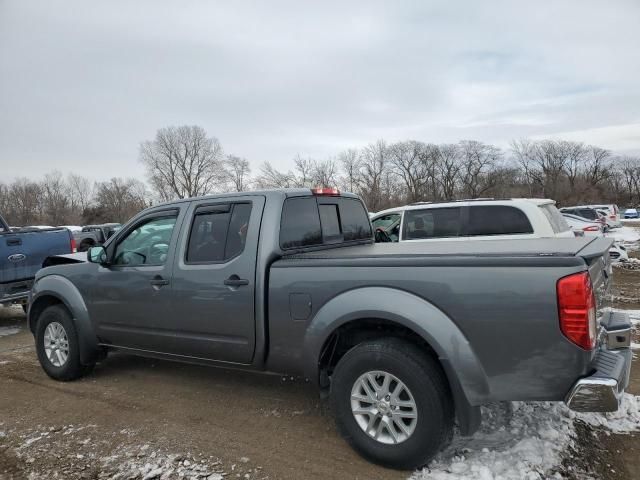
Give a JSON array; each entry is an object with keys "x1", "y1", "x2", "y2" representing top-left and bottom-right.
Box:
[
  {"x1": 372, "y1": 214, "x2": 400, "y2": 230},
  {"x1": 403, "y1": 208, "x2": 461, "y2": 239},
  {"x1": 465, "y1": 206, "x2": 533, "y2": 236},
  {"x1": 280, "y1": 198, "x2": 322, "y2": 249},
  {"x1": 186, "y1": 203, "x2": 253, "y2": 263},
  {"x1": 113, "y1": 215, "x2": 177, "y2": 266}
]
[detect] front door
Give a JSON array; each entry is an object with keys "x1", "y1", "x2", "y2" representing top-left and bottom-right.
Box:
[
  {"x1": 89, "y1": 209, "x2": 182, "y2": 351},
  {"x1": 166, "y1": 195, "x2": 264, "y2": 364}
]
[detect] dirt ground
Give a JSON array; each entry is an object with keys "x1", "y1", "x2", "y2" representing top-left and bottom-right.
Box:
[{"x1": 2, "y1": 244, "x2": 640, "y2": 479}]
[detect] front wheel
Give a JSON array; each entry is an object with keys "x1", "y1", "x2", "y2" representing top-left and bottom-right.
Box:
[
  {"x1": 330, "y1": 339, "x2": 453, "y2": 469},
  {"x1": 35, "y1": 305, "x2": 94, "y2": 381}
]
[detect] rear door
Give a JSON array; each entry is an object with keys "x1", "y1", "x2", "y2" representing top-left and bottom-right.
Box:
[{"x1": 167, "y1": 195, "x2": 265, "y2": 363}]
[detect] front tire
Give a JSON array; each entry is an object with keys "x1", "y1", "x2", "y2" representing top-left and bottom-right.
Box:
[
  {"x1": 330, "y1": 339, "x2": 453, "y2": 469},
  {"x1": 35, "y1": 305, "x2": 93, "y2": 381}
]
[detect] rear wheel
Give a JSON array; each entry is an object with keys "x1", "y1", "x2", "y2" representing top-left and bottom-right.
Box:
[
  {"x1": 35, "y1": 305, "x2": 94, "y2": 381},
  {"x1": 330, "y1": 339, "x2": 453, "y2": 469}
]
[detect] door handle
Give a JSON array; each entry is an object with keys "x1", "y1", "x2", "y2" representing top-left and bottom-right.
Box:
[
  {"x1": 150, "y1": 276, "x2": 170, "y2": 288},
  {"x1": 7, "y1": 238, "x2": 21, "y2": 246},
  {"x1": 224, "y1": 275, "x2": 249, "y2": 287}
]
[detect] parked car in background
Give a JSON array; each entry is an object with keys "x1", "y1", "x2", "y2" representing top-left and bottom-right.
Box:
[
  {"x1": 371, "y1": 198, "x2": 574, "y2": 243},
  {"x1": 596, "y1": 209, "x2": 619, "y2": 229},
  {"x1": 559, "y1": 207, "x2": 605, "y2": 227},
  {"x1": 0, "y1": 214, "x2": 75, "y2": 308},
  {"x1": 27, "y1": 188, "x2": 630, "y2": 469},
  {"x1": 609, "y1": 243, "x2": 629, "y2": 262},
  {"x1": 585, "y1": 204, "x2": 621, "y2": 227},
  {"x1": 73, "y1": 223, "x2": 122, "y2": 252},
  {"x1": 562, "y1": 213, "x2": 604, "y2": 237},
  {"x1": 624, "y1": 208, "x2": 639, "y2": 219},
  {"x1": 59, "y1": 225, "x2": 82, "y2": 233}
]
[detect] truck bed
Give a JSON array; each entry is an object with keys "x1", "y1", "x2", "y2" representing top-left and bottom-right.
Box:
[{"x1": 284, "y1": 237, "x2": 602, "y2": 258}]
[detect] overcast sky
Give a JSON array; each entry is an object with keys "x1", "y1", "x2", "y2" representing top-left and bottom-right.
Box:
[{"x1": 1, "y1": 0, "x2": 639, "y2": 182}]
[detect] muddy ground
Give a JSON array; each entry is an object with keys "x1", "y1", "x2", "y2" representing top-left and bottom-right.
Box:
[{"x1": 1, "y1": 244, "x2": 640, "y2": 479}]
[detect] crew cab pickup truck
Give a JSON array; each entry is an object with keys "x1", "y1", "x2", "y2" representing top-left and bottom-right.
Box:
[
  {"x1": 27, "y1": 189, "x2": 632, "y2": 469},
  {"x1": 0, "y1": 214, "x2": 74, "y2": 307}
]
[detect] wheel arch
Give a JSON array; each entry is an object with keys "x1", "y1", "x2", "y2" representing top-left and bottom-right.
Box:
[
  {"x1": 29, "y1": 275, "x2": 100, "y2": 365},
  {"x1": 302, "y1": 286, "x2": 489, "y2": 435}
]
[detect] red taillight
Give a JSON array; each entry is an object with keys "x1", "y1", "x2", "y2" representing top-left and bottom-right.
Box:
[
  {"x1": 70, "y1": 236, "x2": 77, "y2": 253},
  {"x1": 311, "y1": 187, "x2": 340, "y2": 196},
  {"x1": 583, "y1": 226, "x2": 600, "y2": 232},
  {"x1": 557, "y1": 272, "x2": 596, "y2": 350},
  {"x1": 609, "y1": 215, "x2": 616, "y2": 219}
]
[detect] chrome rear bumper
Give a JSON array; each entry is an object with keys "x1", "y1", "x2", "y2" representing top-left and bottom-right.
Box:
[{"x1": 565, "y1": 310, "x2": 632, "y2": 413}]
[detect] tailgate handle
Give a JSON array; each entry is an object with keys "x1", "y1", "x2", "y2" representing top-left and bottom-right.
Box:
[{"x1": 6, "y1": 238, "x2": 21, "y2": 246}]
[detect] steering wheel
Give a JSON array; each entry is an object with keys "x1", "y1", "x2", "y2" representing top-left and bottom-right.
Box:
[{"x1": 375, "y1": 228, "x2": 392, "y2": 243}]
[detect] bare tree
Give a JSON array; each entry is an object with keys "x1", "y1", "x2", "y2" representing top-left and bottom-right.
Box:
[
  {"x1": 389, "y1": 140, "x2": 430, "y2": 203},
  {"x1": 292, "y1": 155, "x2": 316, "y2": 187},
  {"x1": 223, "y1": 155, "x2": 251, "y2": 192},
  {"x1": 338, "y1": 149, "x2": 361, "y2": 193},
  {"x1": 359, "y1": 140, "x2": 389, "y2": 212},
  {"x1": 254, "y1": 162, "x2": 295, "y2": 189},
  {"x1": 459, "y1": 140, "x2": 501, "y2": 198},
  {"x1": 67, "y1": 173, "x2": 94, "y2": 216},
  {"x1": 436, "y1": 144, "x2": 461, "y2": 200},
  {"x1": 312, "y1": 159, "x2": 338, "y2": 187},
  {"x1": 41, "y1": 171, "x2": 71, "y2": 225},
  {"x1": 584, "y1": 146, "x2": 611, "y2": 187},
  {"x1": 140, "y1": 125, "x2": 225, "y2": 200},
  {"x1": 93, "y1": 178, "x2": 148, "y2": 223}
]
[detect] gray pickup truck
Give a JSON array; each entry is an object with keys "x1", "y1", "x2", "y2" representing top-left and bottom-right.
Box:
[{"x1": 27, "y1": 188, "x2": 632, "y2": 469}]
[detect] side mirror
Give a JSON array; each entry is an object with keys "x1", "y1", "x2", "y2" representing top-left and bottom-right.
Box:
[{"x1": 87, "y1": 246, "x2": 109, "y2": 265}]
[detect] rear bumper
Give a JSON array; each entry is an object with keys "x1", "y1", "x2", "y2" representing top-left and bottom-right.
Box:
[
  {"x1": 565, "y1": 310, "x2": 632, "y2": 413},
  {"x1": 0, "y1": 279, "x2": 33, "y2": 305}
]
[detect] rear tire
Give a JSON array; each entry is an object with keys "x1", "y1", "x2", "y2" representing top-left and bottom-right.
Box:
[
  {"x1": 35, "y1": 305, "x2": 94, "y2": 381},
  {"x1": 330, "y1": 339, "x2": 453, "y2": 469}
]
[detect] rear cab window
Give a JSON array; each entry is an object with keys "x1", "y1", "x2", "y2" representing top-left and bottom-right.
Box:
[{"x1": 280, "y1": 196, "x2": 372, "y2": 250}]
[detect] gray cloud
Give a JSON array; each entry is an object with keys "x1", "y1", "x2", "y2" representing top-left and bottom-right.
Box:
[{"x1": 1, "y1": 0, "x2": 639, "y2": 182}]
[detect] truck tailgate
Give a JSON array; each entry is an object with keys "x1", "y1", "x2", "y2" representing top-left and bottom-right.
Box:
[{"x1": 0, "y1": 229, "x2": 72, "y2": 284}]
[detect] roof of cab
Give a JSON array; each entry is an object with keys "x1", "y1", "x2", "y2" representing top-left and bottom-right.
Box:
[{"x1": 151, "y1": 188, "x2": 359, "y2": 209}]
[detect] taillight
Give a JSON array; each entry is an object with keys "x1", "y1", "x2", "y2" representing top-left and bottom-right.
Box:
[
  {"x1": 609, "y1": 215, "x2": 616, "y2": 219},
  {"x1": 583, "y1": 226, "x2": 600, "y2": 232},
  {"x1": 311, "y1": 187, "x2": 340, "y2": 196},
  {"x1": 70, "y1": 236, "x2": 77, "y2": 253},
  {"x1": 557, "y1": 272, "x2": 596, "y2": 350}
]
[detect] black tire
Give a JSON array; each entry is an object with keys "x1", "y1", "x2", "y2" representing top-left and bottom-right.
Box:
[
  {"x1": 330, "y1": 339, "x2": 453, "y2": 469},
  {"x1": 35, "y1": 305, "x2": 94, "y2": 381}
]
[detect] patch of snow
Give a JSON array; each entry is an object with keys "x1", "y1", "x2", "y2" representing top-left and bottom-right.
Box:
[
  {"x1": 414, "y1": 402, "x2": 572, "y2": 480},
  {"x1": 0, "y1": 326, "x2": 21, "y2": 337},
  {"x1": 575, "y1": 393, "x2": 640, "y2": 434},
  {"x1": 607, "y1": 225, "x2": 640, "y2": 244}
]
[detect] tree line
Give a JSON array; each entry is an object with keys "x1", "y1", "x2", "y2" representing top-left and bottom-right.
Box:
[{"x1": 2, "y1": 124, "x2": 640, "y2": 226}]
